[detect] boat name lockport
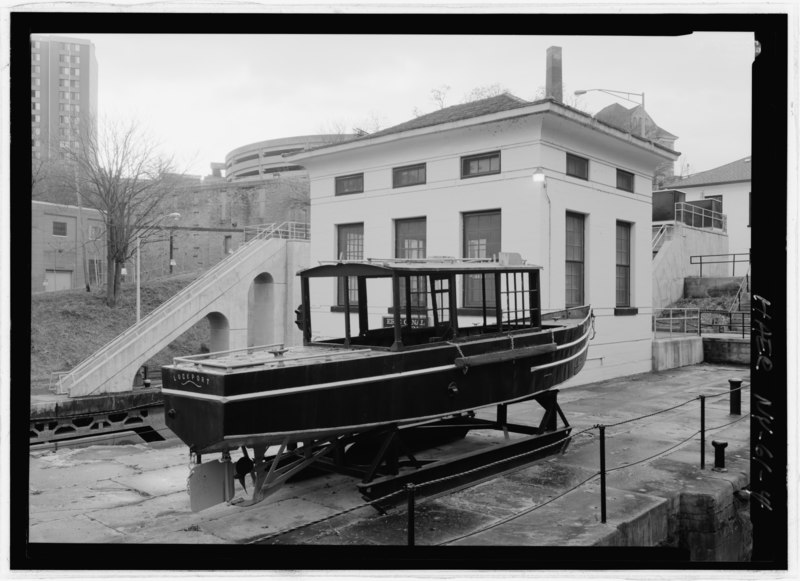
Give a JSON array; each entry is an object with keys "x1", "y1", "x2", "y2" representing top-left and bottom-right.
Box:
[{"x1": 174, "y1": 372, "x2": 211, "y2": 387}]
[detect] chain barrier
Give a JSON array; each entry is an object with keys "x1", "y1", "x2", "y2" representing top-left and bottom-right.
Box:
[{"x1": 36, "y1": 379, "x2": 751, "y2": 545}]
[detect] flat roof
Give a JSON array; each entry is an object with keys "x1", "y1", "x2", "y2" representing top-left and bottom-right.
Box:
[{"x1": 299, "y1": 257, "x2": 542, "y2": 278}]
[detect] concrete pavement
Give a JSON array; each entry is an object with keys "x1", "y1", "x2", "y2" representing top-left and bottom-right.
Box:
[{"x1": 28, "y1": 362, "x2": 751, "y2": 556}]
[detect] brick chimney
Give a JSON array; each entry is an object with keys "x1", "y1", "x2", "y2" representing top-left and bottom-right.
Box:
[{"x1": 546, "y1": 46, "x2": 563, "y2": 102}]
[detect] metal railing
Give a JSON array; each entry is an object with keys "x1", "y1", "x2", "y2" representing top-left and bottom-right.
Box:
[
  {"x1": 653, "y1": 308, "x2": 700, "y2": 337},
  {"x1": 651, "y1": 223, "x2": 673, "y2": 257},
  {"x1": 675, "y1": 202, "x2": 726, "y2": 232},
  {"x1": 689, "y1": 253, "x2": 750, "y2": 277},
  {"x1": 56, "y1": 222, "x2": 310, "y2": 395},
  {"x1": 243, "y1": 221, "x2": 310, "y2": 243},
  {"x1": 699, "y1": 310, "x2": 749, "y2": 338},
  {"x1": 731, "y1": 268, "x2": 751, "y2": 313}
]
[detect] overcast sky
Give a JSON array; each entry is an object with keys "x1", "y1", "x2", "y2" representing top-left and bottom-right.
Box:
[{"x1": 68, "y1": 32, "x2": 753, "y2": 178}]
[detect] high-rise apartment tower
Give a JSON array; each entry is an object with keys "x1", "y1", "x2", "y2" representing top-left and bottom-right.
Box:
[{"x1": 30, "y1": 35, "x2": 98, "y2": 162}]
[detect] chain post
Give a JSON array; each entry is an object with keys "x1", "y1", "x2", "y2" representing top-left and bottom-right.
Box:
[
  {"x1": 599, "y1": 424, "x2": 607, "y2": 523},
  {"x1": 406, "y1": 483, "x2": 416, "y2": 547},
  {"x1": 700, "y1": 395, "x2": 706, "y2": 469},
  {"x1": 729, "y1": 378, "x2": 742, "y2": 415}
]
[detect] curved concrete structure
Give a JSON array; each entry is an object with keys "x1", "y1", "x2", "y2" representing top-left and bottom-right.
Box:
[
  {"x1": 58, "y1": 225, "x2": 309, "y2": 397},
  {"x1": 225, "y1": 135, "x2": 346, "y2": 182}
]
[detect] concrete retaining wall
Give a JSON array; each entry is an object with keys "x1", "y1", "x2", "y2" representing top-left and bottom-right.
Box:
[
  {"x1": 702, "y1": 337, "x2": 750, "y2": 365},
  {"x1": 652, "y1": 336, "x2": 704, "y2": 371},
  {"x1": 652, "y1": 223, "x2": 729, "y2": 308},
  {"x1": 684, "y1": 276, "x2": 742, "y2": 299}
]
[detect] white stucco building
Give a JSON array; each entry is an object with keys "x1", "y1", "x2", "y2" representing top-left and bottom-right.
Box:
[
  {"x1": 289, "y1": 93, "x2": 679, "y2": 385},
  {"x1": 664, "y1": 156, "x2": 752, "y2": 258}
]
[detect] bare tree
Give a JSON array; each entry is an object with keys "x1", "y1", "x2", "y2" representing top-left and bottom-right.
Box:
[
  {"x1": 61, "y1": 117, "x2": 181, "y2": 307},
  {"x1": 430, "y1": 85, "x2": 451, "y2": 110},
  {"x1": 461, "y1": 83, "x2": 507, "y2": 103}
]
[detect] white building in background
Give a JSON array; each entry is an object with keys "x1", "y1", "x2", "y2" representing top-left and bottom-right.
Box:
[
  {"x1": 290, "y1": 91, "x2": 679, "y2": 386},
  {"x1": 664, "y1": 156, "x2": 752, "y2": 258}
]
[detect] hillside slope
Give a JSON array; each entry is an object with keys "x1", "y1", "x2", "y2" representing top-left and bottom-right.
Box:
[{"x1": 30, "y1": 274, "x2": 210, "y2": 390}]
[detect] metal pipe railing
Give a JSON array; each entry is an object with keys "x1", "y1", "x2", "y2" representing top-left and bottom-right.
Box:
[
  {"x1": 689, "y1": 253, "x2": 750, "y2": 278},
  {"x1": 57, "y1": 222, "x2": 310, "y2": 394},
  {"x1": 674, "y1": 202, "x2": 727, "y2": 233}
]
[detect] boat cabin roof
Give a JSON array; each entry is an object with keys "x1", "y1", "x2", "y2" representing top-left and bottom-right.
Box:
[{"x1": 299, "y1": 256, "x2": 543, "y2": 278}]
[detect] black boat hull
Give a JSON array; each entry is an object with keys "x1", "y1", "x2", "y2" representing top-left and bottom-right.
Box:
[{"x1": 163, "y1": 308, "x2": 591, "y2": 454}]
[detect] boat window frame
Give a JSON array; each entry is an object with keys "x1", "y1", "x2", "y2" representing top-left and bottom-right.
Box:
[{"x1": 300, "y1": 262, "x2": 544, "y2": 351}]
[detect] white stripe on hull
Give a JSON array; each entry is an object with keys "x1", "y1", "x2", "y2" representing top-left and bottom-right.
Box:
[
  {"x1": 219, "y1": 341, "x2": 590, "y2": 446},
  {"x1": 162, "y1": 327, "x2": 590, "y2": 405}
]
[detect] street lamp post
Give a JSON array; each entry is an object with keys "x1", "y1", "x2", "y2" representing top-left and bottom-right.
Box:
[
  {"x1": 135, "y1": 212, "x2": 181, "y2": 323},
  {"x1": 574, "y1": 88, "x2": 646, "y2": 136}
]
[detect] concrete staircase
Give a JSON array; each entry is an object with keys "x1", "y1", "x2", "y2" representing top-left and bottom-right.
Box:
[{"x1": 57, "y1": 223, "x2": 309, "y2": 398}]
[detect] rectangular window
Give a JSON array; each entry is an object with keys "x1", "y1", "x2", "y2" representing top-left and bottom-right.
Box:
[
  {"x1": 60, "y1": 115, "x2": 70, "y2": 124},
  {"x1": 616, "y1": 169, "x2": 634, "y2": 192},
  {"x1": 566, "y1": 153, "x2": 589, "y2": 180},
  {"x1": 32, "y1": 114, "x2": 40, "y2": 123},
  {"x1": 31, "y1": 40, "x2": 40, "y2": 49},
  {"x1": 72, "y1": 68, "x2": 80, "y2": 76},
  {"x1": 337, "y1": 223, "x2": 364, "y2": 306},
  {"x1": 31, "y1": 65, "x2": 40, "y2": 74},
  {"x1": 60, "y1": 66, "x2": 70, "y2": 75},
  {"x1": 335, "y1": 173, "x2": 364, "y2": 196},
  {"x1": 395, "y1": 218, "x2": 427, "y2": 308},
  {"x1": 32, "y1": 52, "x2": 40, "y2": 61},
  {"x1": 71, "y1": 55, "x2": 80, "y2": 64},
  {"x1": 52, "y1": 221, "x2": 67, "y2": 237},
  {"x1": 616, "y1": 221, "x2": 632, "y2": 308},
  {"x1": 32, "y1": 78, "x2": 40, "y2": 87},
  {"x1": 71, "y1": 92, "x2": 79, "y2": 100},
  {"x1": 393, "y1": 163, "x2": 426, "y2": 188},
  {"x1": 59, "y1": 54, "x2": 69, "y2": 63},
  {"x1": 89, "y1": 225, "x2": 103, "y2": 240},
  {"x1": 70, "y1": 80, "x2": 80, "y2": 88},
  {"x1": 565, "y1": 212, "x2": 585, "y2": 308},
  {"x1": 461, "y1": 151, "x2": 500, "y2": 178},
  {"x1": 31, "y1": 90, "x2": 40, "y2": 98},
  {"x1": 32, "y1": 102, "x2": 40, "y2": 111},
  {"x1": 463, "y1": 210, "x2": 501, "y2": 308}
]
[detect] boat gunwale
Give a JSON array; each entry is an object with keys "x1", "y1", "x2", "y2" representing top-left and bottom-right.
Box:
[{"x1": 162, "y1": 313, "x2": 592, "y2": 403}]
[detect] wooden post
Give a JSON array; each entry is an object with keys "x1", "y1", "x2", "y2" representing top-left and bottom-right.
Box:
[
  {"x1": 357, "y1": 276, "x2": 368, "y2": 336},
  {"x1": 300, "y1": 276, "x2": 311, "y2": 344},
  {"x1": 343, "y1": 276, "x2": 352, "y2": 347},
  {"x1": 391, "y1": 274, "x2": 403, "y2": 351},
  {"x1": 494, "y1": 272, "x2": 503, "y2": 332},
  {"x1": 448, "y1": 274, "x2": 459, "y2": 337}
]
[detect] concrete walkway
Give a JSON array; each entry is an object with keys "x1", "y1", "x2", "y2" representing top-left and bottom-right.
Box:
[{"x1": 28, "y1": 363, "x2": 750, "y2": 555}]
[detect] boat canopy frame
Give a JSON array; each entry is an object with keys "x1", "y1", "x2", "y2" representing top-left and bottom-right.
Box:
[{"x1": 298, "y1": 257, "x2": 544, "y2": 352}]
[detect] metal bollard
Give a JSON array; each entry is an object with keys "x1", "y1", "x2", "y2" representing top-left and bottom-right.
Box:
[
  {"x1": 712, "y1": 440, "x2": 728, "y2": 472},
  {"x1": 406, "y1": 483, "x2": 416, "y2": 547},
  {"x1": 729, "y1": 378, "x2": 742, "y2": 415}
]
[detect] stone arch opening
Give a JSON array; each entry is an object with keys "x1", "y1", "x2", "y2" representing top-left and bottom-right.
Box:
[
  {"x1": 248, "y1": 272, "x2": 275, "y2": 347},
  {"x1": 206, "y1": 311, "x2": 230, "y2": 353}
]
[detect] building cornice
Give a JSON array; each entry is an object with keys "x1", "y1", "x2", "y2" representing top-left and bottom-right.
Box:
[{"x1": 288, "y1": 100, "x2": 679, "y2": 164}]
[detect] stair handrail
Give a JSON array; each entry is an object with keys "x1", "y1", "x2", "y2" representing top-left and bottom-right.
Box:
[
  {"x1": 729, "y1": 265, "x2": 752, "y2": 314},
  {"x1": 58, "y1": 221, "x2": 309, "y2": 393},
  {"x1": 651, "y1": 224, "x2": 671, "y2": 255}
]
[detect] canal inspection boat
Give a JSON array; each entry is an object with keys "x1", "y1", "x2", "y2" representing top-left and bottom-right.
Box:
[{"x1": 162, "y1": 254, "x2": 593, "y2": 511}]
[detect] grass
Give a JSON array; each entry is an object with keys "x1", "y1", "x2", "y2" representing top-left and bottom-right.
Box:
[{"x1": 30, "y1": 274, "x2": 210, "y2": 390}]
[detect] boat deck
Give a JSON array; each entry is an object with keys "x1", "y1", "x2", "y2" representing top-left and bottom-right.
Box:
[{"x1": 169, "y1": 344, "x2": 387, "y2": 374}]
